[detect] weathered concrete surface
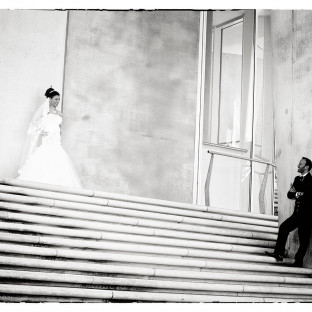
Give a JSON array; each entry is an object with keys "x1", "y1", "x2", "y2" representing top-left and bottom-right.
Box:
[
  {"x1": 62, "y1": 11, "x2": 200, "y2": 203},
  {"x1": 271, "y1": 10, "x2": 312, "y2": 268},
  {"x1": 0, "y1": 10, "x2": 67, "y2": 179}
]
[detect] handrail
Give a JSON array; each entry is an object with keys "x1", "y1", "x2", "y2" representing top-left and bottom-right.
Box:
[
  {"x1": 203, "y1": 142, "x2": 248, "y2": 153},
  {"x1": 207, "y1": 150, "x2": 276, "y2": 168},
  {"x1": 205, "y1": 150, "x2": 276, "y2": 215}
]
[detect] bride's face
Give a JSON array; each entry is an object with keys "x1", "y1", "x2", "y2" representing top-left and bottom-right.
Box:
[{"x1": 50, "y1": 95, "x2": 60, "y2": 107}]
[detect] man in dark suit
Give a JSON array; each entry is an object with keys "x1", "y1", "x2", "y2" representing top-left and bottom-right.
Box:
[{"x1": 265, "y1": 157, "x2": 312, "y2": 267}]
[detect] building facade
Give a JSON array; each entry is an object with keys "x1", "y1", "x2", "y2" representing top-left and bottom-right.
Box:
[{"x1": 0, "y1": 9, "x2": 311, "y2": 266}]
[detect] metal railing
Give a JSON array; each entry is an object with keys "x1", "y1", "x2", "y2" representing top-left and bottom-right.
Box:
[{"x1": 205, "y1": 150, "x2": 276, "y2": 215}]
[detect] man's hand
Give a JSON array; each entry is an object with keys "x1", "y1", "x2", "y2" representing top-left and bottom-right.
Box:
[{"x1": 296, "y1": 192, "x2": 304, "y2": 198}]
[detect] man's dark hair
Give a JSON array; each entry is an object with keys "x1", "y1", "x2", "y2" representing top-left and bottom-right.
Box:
[{"x1": 302, "y1": 157, "x2": 312, "y2": 171}]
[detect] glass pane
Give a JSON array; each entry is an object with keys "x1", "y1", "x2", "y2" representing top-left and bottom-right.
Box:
[
  {"x1": 254, "y1": 10, "x2": 274, "y2": 162},
  {"x1": 252, "y1": 162, "x2": 273, "y2": 215},
  {"x1": 218, "y1": 22, "x2": 243, "y2": 147},
  {"x1": 207, "y1": 155, "x2": 250, "y2": 211}
]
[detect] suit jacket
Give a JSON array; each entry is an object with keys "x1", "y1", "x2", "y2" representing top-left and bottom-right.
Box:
[{"x1": 287, "y1": 172, "x2": 312, "y2": 215}]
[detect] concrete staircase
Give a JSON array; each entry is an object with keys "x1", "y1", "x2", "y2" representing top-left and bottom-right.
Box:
[{"x1": 0, "y1": 178, "x2": 311, "y2": 303}]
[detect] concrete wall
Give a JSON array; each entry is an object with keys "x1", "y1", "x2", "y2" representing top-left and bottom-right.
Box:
[
  {"x1": 0, "y1": 10, "x2": 200, "y2": 204},
  {"x1": 62, "y1": 11, "x2": 200, "y2": 203},
  {"x1": 0, "y1": 10, "x2": 67, "y2": 178},
  {"x1": 271, "y1": 10, "x2": 312, "y2": 268}
]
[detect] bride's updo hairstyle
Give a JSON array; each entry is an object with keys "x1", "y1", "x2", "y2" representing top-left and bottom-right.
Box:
[{"x1": 45, "y1": 87, "x2": 60, "y2": 99}]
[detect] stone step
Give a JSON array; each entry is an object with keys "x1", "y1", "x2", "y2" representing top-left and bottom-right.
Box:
[
  {"x1": 1, "y1": 255, "x2": 311, "y2": 286},
  {"x1": 0, "y1": 283, "x2": 311, "y2": 302},
  {"x1": 0, "y1": 296, "x2": 103, "y2": 303},
  {"x1": 0, "y1": 200, "x2": 278, "y2": 238},
  {"x1": 1, "y1": 242, "x2": 310, "y2": 276},
  {"x1": 0, "y1": 232, "x2": 278, "y2": 262},
  {"x1": 0, "y1": 211, "x2": 276, "y2": 247},
  {"x1": 2, "y1": 178, "x2": 309, "y2": 303},
  {"x1": 0, "y1": 187, "x2": 278, "y2": 230},
  {"x1": 0, "y1": 178, "x2": 278, "y2": 221},
  {"x1": 0, "y1": 221, "x2": 275, "y2": 254},
  {"x1": 0, "y1": 186, "x2": 278, "y2": 230},
  {"x1": 1, "y1": 269, "x2": 312, "y2": 298}
]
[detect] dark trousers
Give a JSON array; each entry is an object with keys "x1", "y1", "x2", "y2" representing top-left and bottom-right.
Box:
[{"x1": 275, "y1": 210, "x2": 312, "y2": 264}]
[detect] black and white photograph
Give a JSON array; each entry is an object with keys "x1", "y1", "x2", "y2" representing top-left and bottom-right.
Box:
[{"x1": 0, "y1": 0, "x2": 312, "y2": 306}]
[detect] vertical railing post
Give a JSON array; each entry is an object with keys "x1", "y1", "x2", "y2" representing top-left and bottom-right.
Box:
[
  {"x1": 272, "y1": 166, "x2": 277, "y2": 216},
  {"x1": 205, "y1": 153, "x2": 214, "y2": 206},
  {"x1": 258, "y1": 164, "x2": 269, "y2": 214}
]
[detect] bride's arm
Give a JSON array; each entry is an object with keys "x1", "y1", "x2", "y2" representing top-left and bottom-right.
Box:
[{"x1": 39, "y1": 115, "x2": 49, "y2": 136}]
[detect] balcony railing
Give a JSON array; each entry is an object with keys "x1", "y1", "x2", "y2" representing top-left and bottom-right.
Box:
[{"x1": 205, "y1": 150, "x2": 277, "y2": 215}]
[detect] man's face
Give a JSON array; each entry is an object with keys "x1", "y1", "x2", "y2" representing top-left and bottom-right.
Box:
[{"x1": 297, "y1": 159, "x2": 307, "y2": 174}]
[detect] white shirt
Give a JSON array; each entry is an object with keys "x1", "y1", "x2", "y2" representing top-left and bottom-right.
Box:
[{"x1": 296, "y1": 172, "x2": 309, "y2": 198}]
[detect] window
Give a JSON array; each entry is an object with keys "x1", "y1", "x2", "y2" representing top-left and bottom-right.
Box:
[
  {"x1": 218, "y1": 22, "x2": 243, "y2": 147},
  {"x1": 206, "y1": 16, "x2": 246, "y2": 150}
]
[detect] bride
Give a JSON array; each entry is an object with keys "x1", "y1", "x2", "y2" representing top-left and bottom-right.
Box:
[{"x1": 17, "y1": 87, "x2": 81, "y2": 188}]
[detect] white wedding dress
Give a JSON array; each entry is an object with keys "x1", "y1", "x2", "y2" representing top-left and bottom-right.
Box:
[{"x1": 18, "y1": 113, "x2": 81, "y2": 188}]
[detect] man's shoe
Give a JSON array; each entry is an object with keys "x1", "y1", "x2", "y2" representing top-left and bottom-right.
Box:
[
  {"x1": 265, "y1": 251, "x2": 283, "y2": 261},
  {"x1": 291, "y1": 261, "x2": 303, "y2": 268}
]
